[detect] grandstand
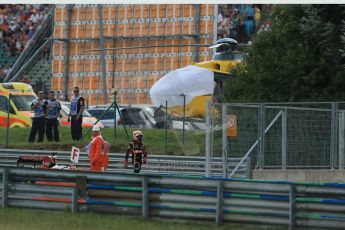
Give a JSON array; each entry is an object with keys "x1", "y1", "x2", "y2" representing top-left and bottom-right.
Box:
[{"x1": 51, "y1": 4, "x2": 216, "y2": 105}]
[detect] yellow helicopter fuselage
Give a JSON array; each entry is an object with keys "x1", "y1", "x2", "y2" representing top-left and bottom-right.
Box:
[{"x1": 167, "y1": 58, "x2": 241, "y2": 118}]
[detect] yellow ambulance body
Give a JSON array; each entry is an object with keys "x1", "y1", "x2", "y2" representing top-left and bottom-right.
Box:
[{"x1": 0, "y1": 82, "x2": 37, "y2": 128}]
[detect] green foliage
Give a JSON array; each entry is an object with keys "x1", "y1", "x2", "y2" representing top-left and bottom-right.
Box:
[{"x1": 225, "y1": 5, "x2": 345, "y2": 102}]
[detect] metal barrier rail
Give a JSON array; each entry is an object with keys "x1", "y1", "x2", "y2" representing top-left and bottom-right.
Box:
[
  {"x1": 1, "y1": 166, "x2": 345, "y2": 229},
  {"x1": 0, "y1": 149, "x2": 251, "y2": 178}
]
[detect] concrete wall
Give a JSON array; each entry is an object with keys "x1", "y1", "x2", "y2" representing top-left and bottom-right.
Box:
[{"x1": 253, "y1": 169, "x2": 345, "y2": 183}]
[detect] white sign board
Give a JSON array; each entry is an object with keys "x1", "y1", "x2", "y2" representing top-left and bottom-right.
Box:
[{"x1": 70, "y1": 146, "x2": 80, "y2": 164}]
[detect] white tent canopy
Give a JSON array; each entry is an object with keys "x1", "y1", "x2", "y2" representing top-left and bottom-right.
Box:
[{"x1": 150, "y1": 65, "x2": 214, "y2": 108}]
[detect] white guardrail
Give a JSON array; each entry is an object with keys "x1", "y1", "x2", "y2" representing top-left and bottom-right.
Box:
[
  {"x1": 1, "y1": 167, "x2": 345, "y2": 229},
  {"x1": 0, "y1": 149, "x2": 251, "y2": 178}
]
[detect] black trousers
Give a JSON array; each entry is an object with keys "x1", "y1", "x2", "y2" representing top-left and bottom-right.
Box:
[
  {"x1": 71, "y1": 115, "x2": 82, "y2": 141},
  {"x1": 46, "y1": 118, "x2": 60, "y2": 142},
  {"x1": 28, "y1": 116, "x2": 45, "y2": 142},
  {"x1": 132, "y1": 154, "x2": 142, "y2": 173}
]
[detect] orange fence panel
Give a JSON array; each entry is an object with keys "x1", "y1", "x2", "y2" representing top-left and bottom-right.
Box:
[
  {"x1": 167, "y1": 5, "x2": 174, "y2": 17},
  {"x1": 60, "y1": 64, "x2": 65, "y2": 73},
  {"x1": 86, "y1": 7, "x2": 94, "y2": 20},
  {"x1": 53, "y1": 60, "x2": 60, "y2": 73},
  {"x1": 55, "y1": 8, "x2": 62, "y2": 21},
  {"x1": 151, "y1": 5, "x2": 158, "y2": 18},
  {"x1": 126, "y1": 5, "x2": 134, "y2": 17},
  {"x1": 81, "y1": 60, "x2": 89, "y2": 72},
  {"x1": 117, "y1": 10, "x2": 125, "y2": 21},
  {"x1": 102, "y1": 6, "x2": 110, "y2": 17},
  {"x1": 141, "y1": 9, "x2": 150, "y2": 18},
  {"x1": 158, "y1": 5, "x2": 166, "y2": 18},
  {"x1": 115, "y1": 78, "x2": 122, "y2": 88},
  {"x1": 78, "y1": 7, "x2": 86, "y2": 18},
  {"x1": 139, "y1": 79, "x2": 147, "y2": 88},
  {"x1": 131, "y1": 77, "x2": 139, "y2": 89},
  {"x1": 52, "y1": 77, "x2": 60, "y2": 90},
  {"x1": 71, "y1": 8, "x2": 79, "y2": 21},
  {"x1": 183, "y1": 4, "x2": 191, "y2": 14},
  {"x1": 91, "y1": 78, "x2": 99, "y2": 89},
  {"x1": 68, "y1": 60, "x2": 75, "y2": 70},
  {"x1": 110, "y1": 7, "x2": 117, "y2": 17}
]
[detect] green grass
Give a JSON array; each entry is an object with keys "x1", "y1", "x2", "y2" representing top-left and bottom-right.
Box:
[
  {"x1": 0, "y1": 127, "x2": 208, "y2": 156},
  {"x1": 0, "y1": 208, "x2": 286, "y2": 230}
]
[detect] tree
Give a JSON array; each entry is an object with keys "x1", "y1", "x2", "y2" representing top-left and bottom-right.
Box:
[{"x1": 224, "y1": 5, "x2": 345, "y2": 102}]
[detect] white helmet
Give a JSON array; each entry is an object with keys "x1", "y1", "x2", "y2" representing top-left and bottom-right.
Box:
[
  {"x1": 133, "y1": 130, "x2": 143, "y2": 139},
  {"x1": 92, "y1": 126, "x2": 100, "y2": 132}
]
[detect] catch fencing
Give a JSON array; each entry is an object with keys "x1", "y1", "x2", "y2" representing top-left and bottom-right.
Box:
[
  {"x1": 207, "y1": 102, "x2": 345, "y2": 175},
  {"x1": 1, "y1": 167, "x2": 345, "y2": 229}
]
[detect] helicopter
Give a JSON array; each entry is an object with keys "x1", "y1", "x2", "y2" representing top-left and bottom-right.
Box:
[
  {"x1": 150, "y1": 37, "x2": 244, "y2": 118},
  {"x1": 88, "y1": 37, "x2": 244, "y2": 118}
]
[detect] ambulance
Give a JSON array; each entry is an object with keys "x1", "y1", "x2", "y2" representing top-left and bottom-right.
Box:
[{"x1": 0, "y1": 82, "x2": 37, "y2": 128}]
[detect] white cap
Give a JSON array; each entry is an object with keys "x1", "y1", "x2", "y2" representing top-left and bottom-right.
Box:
[{"x1": 92, "y1": 126, "x2": 100, "y2": 131}]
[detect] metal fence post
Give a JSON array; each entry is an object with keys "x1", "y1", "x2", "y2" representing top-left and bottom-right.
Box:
[
  {"x1": 289, "y1": 184, "x2": 296, "y2": 230},
  {"x1": 2, "y1": 168, "x2": 8, "y2": 208},
  {"x1": 331, "y1": 102, "x2": 339, "y2": 169},
  {"x1": 63, "y1": 5, "x2": 73, "y2": 101},
  {"x1": 6, "y1": 94, "x2": 11, "y2": 148},
  {"x1": 142, "y1": 176, "x2": 149, "y2": 218},
  {"x1": 181, "y1": 93, "x2": 186, "y2": 144},
  {"x1": 248, "y1": 156, "x2": 253, "y2": 179},
  {"x1": 222, "y1": 104, "x2": 227, "y2": 177},
  {"x1": 114, "y1": 91, "x2": 117, "y2": 144},
  {"x1": 282, "y1": 108, "x2": 287, "y2": 170},
  {"x1": 257, "y1": 103, "x2": 265, "y2": 169},
  {"x1": 71, "y1": 187, "x2": 78, "y2": 213},
  {"x1": 97, "y1": 4, "x2": 108, "y2": 104},
  {"x1": 339, "y1": 110, "x2": 345, "y2": 170},
  {"x1": 216, "y1": 180, "x2": 223, "y2": 225},
  {"x1": 165, "y1": 100, "x2": 168, "y2": 154},
  {"x1": 205, "y1": 100, "x2": 211, "y2": 177}
]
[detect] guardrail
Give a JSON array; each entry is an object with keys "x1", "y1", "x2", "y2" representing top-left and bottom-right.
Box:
[
  {"x1": 0, "y1": 149, "x2": 251, "y2": 178},
  {"x1": 1, "y1": 167, "x2": 345, "y2": 229}
]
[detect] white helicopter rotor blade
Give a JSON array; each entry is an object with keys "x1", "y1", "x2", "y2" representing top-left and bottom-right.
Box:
[{"x1": 208, "y1": 43, "x2": 222, "y2": 49}]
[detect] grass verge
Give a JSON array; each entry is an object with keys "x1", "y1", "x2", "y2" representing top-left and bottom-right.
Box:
[
  {"x1": 0, "y1": 207, "x2": 286, "y2": 230},
  {"x1": 0, "y1": 127, "x2": 213, "y2": 156}
]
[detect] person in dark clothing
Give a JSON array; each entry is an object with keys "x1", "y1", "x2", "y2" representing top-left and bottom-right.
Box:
[
  {"x1": 68, "y1": 86, "x2": 84, "y2": 141},
  {"x1": 45, "y1": 91, "x2": 61, "y2": 142},
  {"x1": 28, "y1": 91, "x2": 46, "y2": 142},
  {"x1": 154, "y1": 106, "x2": 166, "y2": 128},
  {"x1": 124, "y1": 130, "x2": 148, "y2": 173},
  {"x1": 35, "y1": 76, "x2": 43, "y2": 92}
]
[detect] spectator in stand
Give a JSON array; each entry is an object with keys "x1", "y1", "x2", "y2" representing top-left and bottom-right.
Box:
[
  {"x1": 217, "y1": 10, "x2": 224, "y2": 25},
  {"x1": 0, "y1": 4, "x2": 51, "y2": 57},
  {"x1": 218, "y1": 22, "x2": 230, "y2": 39},
  {"x1": 254, "y1": 5, "x2": 262, "y2": 32},
  {"x1": 28, "y1": 26, "x2": 35, "y2": 39},
  {"x1": 229, "y1": 8, "x2": 241, "y2": 40},
  {"x1": 0, "y1": 10, "x2": 4, "y2": 25},
  {"x1": 243, "y1": 5, "x2": 255, "y2": 42}
]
